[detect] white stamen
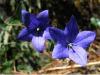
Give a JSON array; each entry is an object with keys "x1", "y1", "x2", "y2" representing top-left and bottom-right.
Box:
[
  {"x1": 37, "y1": 28, "x2": 40, "y2": 31},
  {"x1": 68, "y1": 43, "x2": 73, "y2": 48}
]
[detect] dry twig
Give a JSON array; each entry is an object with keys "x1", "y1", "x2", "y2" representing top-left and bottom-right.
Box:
[{"x1": 39, "y1": 61, "x2": 100, "y2": 73}]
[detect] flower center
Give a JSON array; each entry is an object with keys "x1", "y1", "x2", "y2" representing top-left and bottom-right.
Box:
[
  {"x1": 34, "y1": 27, "x2": 43, "y2": 36},
  {"x1": 37, "y1": 28, "x2": 40, "y2": 31},
  {"x1": 68, "y1": 43, "x2": 73, "y2": 48},
  {"x1": 68, "y1": 43, "x2": 76, "y2": 53}
]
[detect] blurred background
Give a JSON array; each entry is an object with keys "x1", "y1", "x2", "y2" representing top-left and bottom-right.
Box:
[{"x1": 0, "y1": 0, "x2": 100, "y2": 74}]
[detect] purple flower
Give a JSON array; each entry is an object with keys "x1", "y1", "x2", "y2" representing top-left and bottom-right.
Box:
[
  {"x1": 18, "y1": 9, "x2": 51, "y2": 52},
  {"x1": 49, "y1": 16, "x2": 96, "y2": 66}
]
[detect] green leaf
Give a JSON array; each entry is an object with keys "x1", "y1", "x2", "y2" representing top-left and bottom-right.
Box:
[
  {"x1": 0, "y1": 17, "x2": 7, "y2": 31},
  {"x1": 17, "y1": 64, "x2": 33, "y2": 73},
  {"x1": 1, "y1": 61, "x2": 13, "y2": 73},
  {"x1": 90, "y1": 17, "x2": 100, "y2": 27},
  {"x1": 5, "y1": 17, "x2": 21, "y2": 26}
]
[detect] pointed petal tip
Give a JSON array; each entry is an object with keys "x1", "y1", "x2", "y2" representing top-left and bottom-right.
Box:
[
  {"x1": 17, "y1": 28, "x2": 27, "y2": 39},
  {"x1": 71, "y1": 15, "x2": 75, "y2": 18},
  {"x1": 43, "y1": 10, "x2": 48, "y2": 13},
  {"x1": 37, "y1": 10, "x2": 48, "y2": 18},
  {"x1": 90, "y1": 31, "x2": 96, "y2": 40},
  {"x1": 41, "y1": 10, "x2": 48, "y2": 14},
  {"x1": 64, "y1": 15, "x2": 79, "y2": 42},
  {"x1": 69, "y1": 46, "x2": 87, "y2": 66},
  {"x1": 74, "y1": 31, "x2": 96, "y2": 49},
  {"x1": 70, "y1": 15, "x2": 77, "y2": 22},
  {"x1": 17, "y1": 28, "x2": 33, "y2": 41},
  {"x1": 92, "y1": 31, "x2": 96, "y2": 37},
  {"x1": 78, "y1": 59, "x2": 87, "y2": 66},
  {"x1": 21, "y1": 9, "x2": 28, "y2": 15},
  {"x1": 80, "y1": 62, "x2": 87, "y2": 66}
]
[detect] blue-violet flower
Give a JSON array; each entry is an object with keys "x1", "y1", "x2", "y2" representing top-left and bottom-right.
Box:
[
  {"x1": 49, "y1": 16, "x2": 96, "y2": 66},
  {"x1": 18, "y1": 9, "x2": 51, "y2": 52}
]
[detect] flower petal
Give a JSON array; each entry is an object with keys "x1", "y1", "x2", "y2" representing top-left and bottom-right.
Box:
[
  {"x1": 21, "y1": 9, "x2": 30, "y2": 26},
  {"x1": 52, "y1": 44, "x2": 69, "y2": 59},
  {"x1": 64, "y1": 15, "x2": 79, "y2": 43},
  {"x1": 28, "y1": 16, "x2": 39, "y2": 32},
  {"x1": 37, "y1": 10, "x2": 48, "y2": 20},
  {"x1": 37, "y1": 10, "x2": 49, "y2": 28},
  {"x1": 69, "y1": 46, "x2": 87, "y2": 66},
  {"x1": 74, "y1": 31, "x2": 96, "y2": 49},
  {"x1": 21, "y1": 9, "x2": 39, "y2": 31},
  {"x1": 49, "y1": 27, "x2": 67, "y2": 45},
  {"x1": 32, "y1": 36, "x2": 45, "y2": 52},
  {"x1": 18, "y1": 28, "x2": 33, "y2": 41},
  {"x1": 43, "y1": 27, "x2": 52, "y2": 40}
]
